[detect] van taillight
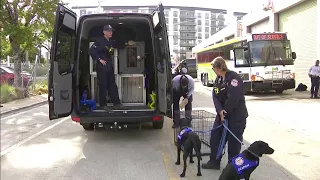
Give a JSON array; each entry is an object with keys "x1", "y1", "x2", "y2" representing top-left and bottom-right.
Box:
[
  {"x1": 71, "y1": 116, "x2": 80, "y2": 122},
  {"x1": 153, "y1": 116, "x2": 162, "y2": 121}
]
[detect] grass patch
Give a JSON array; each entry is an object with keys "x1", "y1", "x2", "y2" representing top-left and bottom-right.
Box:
[
  {"x1": 0, "y1": 84, "x2": 18, "y2": 103},
  {"x1": 29, "y1": 80, "x2": 48, "y2": 95}
]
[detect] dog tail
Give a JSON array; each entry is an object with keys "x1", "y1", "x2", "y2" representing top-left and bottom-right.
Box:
[{"x1": 192, "y1": 137, "x2": 202, "y2": 160}]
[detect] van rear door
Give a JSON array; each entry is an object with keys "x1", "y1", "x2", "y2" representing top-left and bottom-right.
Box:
[
  {"x1": 48, "y1": 3, "x2": 76, "y2": 120},
  {"x1": 152, "y1": 3, "x2": 173, "y2": 118}
]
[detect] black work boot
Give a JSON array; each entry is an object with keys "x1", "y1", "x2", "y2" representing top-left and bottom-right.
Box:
[
  {"x1": 99, "y1": 106, "x2": 111, "y2": 111},
  {"x1": 201, "y1": 161, "x2": 220, "y2": 170},
  {"x1": 113, "y1": 104, "x2": 128, "y2": 110}
]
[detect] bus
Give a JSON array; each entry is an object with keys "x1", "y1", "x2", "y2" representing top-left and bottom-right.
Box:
[{"x1": 195, "y1": 32, "x2": 297, "y2": 93}]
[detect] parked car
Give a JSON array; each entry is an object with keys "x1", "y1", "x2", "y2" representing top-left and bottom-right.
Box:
[
  {"x1": 0, "y1": 66, "x2": 32, "y2": 87},
  {"x1": 172, "y1": 58, "x2": 197, "y2": 78}
]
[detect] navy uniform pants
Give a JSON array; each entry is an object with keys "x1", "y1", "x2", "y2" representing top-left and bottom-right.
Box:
[
  {"x1": 310, "y1": 77, "x2": 320, "y2": 97},
  {"x1": 96, "y1": 62, "x2": 121, "y2": 106},
  {"x1": 209, "y1": 115, "x2": 246, "y2": 165},
  {"x1": 173, "y1": 90, "x2": 193, "y2": 125}
]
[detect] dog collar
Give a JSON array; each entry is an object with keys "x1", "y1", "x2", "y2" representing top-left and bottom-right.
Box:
[
  {"x1": 177, "y1": 127, "x2": 193, "y2": 141},
  {"x1": 231, "y1": 153, "x2": 259, "y2": 176}
]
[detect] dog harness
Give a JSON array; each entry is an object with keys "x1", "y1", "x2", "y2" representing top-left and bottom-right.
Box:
[
  {"x1": 177, "y1": 127, "x2": 193, "y2": 143},
  {"x1": 231, "y1": 153, "x2": 259, "y2": 178}
]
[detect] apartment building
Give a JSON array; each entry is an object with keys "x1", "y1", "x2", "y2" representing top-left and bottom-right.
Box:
[{"x1": 71, "y1": 5, "x2": 246, "y2": 59}]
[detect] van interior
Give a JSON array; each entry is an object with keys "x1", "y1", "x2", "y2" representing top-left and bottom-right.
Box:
[{"x1": 77, "y1": 16, "x2": 157, "y2": 113}]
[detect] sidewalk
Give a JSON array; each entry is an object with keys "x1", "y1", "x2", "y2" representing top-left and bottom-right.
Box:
[{"x1": 0, "y1": 94, "x2": 47, "y2": 115}]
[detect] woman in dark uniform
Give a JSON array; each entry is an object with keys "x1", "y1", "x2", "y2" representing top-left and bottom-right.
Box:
[{"x1": 202, "y1": 56, "x2": 248, "y2": 170}]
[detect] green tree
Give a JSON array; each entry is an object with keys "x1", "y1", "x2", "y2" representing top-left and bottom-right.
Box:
[{"x1": 1, "y1": 0, "x2": 60, "y2": 89}]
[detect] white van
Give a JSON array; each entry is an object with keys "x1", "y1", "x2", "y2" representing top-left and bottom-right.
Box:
[{"x1": 48, "y1": 3, "x2": 173, "y2": 130}]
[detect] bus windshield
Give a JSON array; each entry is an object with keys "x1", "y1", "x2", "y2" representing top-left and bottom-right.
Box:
[{"x1": 249, "y1": 40, "x2": 294, "y2": 66}]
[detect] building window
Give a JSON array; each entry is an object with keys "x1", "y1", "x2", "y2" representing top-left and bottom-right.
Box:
[
  {"x1": 211, "y1": 20, "x2": 216, "y2": 26},
  {"x1": 205, "y1": 33, "x2": 209, "y2": 39},
  {"x1": 174, "y1": 39, "x2": 178, "y2": 45},
  {"x1": 205, "y1": 13, "x2": 209, "y2": 19},
  {"x1": 165, "y1": 18, "x2": 169, "y2": 23},
  {"x1": 197, "y1": 26, "x2": 201, "y2": 32},
  {"x1": 211, "y1": 13, "x2": 216, "y2": 19},
  {"x1": 165, "y1": 10, "x2": 169, "y2": 16},
  {"x1": 205, "y1": 20, "x2": 209, "y2": 26},
  {"x1": 198, "y1": 40, "x2": 202, "y2": 44},
  {"x1": 237, "y1": 16, "x2": 242, "y2": 21},
  {"x1": 173, "y1": 18, "x2": 178, "y2": 23},
  {"x1": 174, "y1": 25, "x2": 179, "y2": 31},
  {"x1": 197, "y1": 13, "x2": 201, "y2": 18},
  {"x1": 80, "y1": 9, "x2": 86, "y2": 16},
  {"x1": 205, "y1": 27, "x2": 209, "y2": 33},
  {"x1": 173, "y1": 11, "x2": 178, "y2": 17},
  {"x1": 197, "y1": 20, "x2": 201, "y2": 25},
  {"x1": 197, "y1": 33, "x2": 202, "y2": 39}
]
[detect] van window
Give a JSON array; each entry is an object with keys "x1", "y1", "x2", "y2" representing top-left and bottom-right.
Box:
[{"x1": 55, "y1": 30, "x2": 74, "y2": 74}]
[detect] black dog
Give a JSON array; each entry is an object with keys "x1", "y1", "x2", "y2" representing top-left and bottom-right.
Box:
[
  {"x1": 219, "y1": 141, "x2": 274, "y2": 180},
  {"x1": 175, "y1": 118, "x2": 202, "y2": 177}
]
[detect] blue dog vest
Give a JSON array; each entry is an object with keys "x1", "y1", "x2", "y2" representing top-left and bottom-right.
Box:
[
  {"x1": 231, "y1": 153, "x2": 259, "y2": 176},
  {"x1": 177, "y1": 127, "x2": 193, "y2": 143}
]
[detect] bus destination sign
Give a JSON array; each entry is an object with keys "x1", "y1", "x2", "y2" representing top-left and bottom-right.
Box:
[{"x1": 252, "y1": 33, "x2": 287, "y2": 41}]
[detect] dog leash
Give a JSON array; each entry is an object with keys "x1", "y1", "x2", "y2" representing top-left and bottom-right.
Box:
[{"x1": 192, "y1": 119, "x2": 259, "y2": 159}]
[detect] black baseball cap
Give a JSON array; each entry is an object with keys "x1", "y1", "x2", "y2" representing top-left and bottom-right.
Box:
[{"x1": 103, "y1": 24, "x2": 114, "y2": 31}]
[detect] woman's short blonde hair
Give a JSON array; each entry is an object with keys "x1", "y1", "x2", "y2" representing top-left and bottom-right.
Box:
[{"x1": 211, "y1": 56, "x2": 228, "y2": 71}]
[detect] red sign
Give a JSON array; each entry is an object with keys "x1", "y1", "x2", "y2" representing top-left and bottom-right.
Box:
[{"x1": 252, "y1": 33, "x2": 287, "y2": 41}]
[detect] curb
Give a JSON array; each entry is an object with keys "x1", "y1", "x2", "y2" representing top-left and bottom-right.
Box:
[{"x1": 0, "y1": 100, "x2": 47, "y2": 117}]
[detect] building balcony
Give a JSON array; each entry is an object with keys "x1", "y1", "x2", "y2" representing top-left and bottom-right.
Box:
[
  {"x1": 173, "y1": 49, "x2": 180, "y2": 53},
  {"x1": 180, "y1": 42, "x2": 196, "y2": 47},
  {"x1": 180, "y1": 49, "x2": 192, "y2": 53},
  {"x1": 180, "y1": 14, "x2": 196, "y2": 19},
  {"x1": 180, "y1": 36, "x2": 197, "y2": 40},
  {"x1": 180, "y1": 29, "x2": 196, "y2": 32},
  {"x1": 179, "y1": 21, "x2": 195, "y2": 25},
  {"x1": 218, "y1": 16, "x2": 225, "y2": 20}
]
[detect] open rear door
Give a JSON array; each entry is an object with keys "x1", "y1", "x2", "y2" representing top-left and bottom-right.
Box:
[
  {"x1": 152, "y1": 3, "x2": 173, "y2": 118},
  {"x1": 48, "y1": 4, "x2": 76, "y2": 120}
]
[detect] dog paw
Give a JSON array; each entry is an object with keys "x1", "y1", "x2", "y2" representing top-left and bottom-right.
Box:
[
  {"x1": 175, "y1": 162, "x2": 180, "y2": 165},
  {"x1": 197, "y1": 173, "x2": 202, "y2": 176},
  {"x1": 189, "y1": 160, "x2": 194, "y2": 163},
  {"x1": 180, "y1": 173, "x2": 185, "y2": 177}
]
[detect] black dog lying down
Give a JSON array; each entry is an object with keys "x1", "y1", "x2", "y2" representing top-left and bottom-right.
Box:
[
  {"x1": 175, "y1": 118, "x2": 202, "y2": 177},
  {"x1": 219, "y1": 141, "x2": 274, "y2": 180}
]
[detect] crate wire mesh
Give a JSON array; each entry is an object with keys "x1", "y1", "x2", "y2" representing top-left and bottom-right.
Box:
[{"x1": 174, "y1": 110, "x2": 216, "y2": 156}]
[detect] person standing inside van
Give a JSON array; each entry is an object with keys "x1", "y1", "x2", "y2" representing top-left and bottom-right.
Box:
[
  {"x1": 308, "y1": 60, "x2": 320, "y2": 99},
  {"x1": 89, "y1": 24, "x2": 134, "y2": 110},
  {"x1": 172, "y1": 74, "x2": 195, "y2": 128}
]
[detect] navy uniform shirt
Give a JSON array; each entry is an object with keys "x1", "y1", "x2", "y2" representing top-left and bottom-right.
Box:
[
  {"x1": 212, "y1": 70, "x2": 248, "y2": 120},
  {"x1": 89, "y1": 37, "x2": 125, "y2": 62},
  {"x1": 172, "y1": 74, "x2": 195, "y2": 99}
]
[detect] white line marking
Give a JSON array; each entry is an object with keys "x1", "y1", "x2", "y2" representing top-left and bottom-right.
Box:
[
  {"x1": 0, "y1": 116, "x2": 69, "y2": 157},
  {"x1": 1, "y1": 104, "x2": 48, "y2": 121}
]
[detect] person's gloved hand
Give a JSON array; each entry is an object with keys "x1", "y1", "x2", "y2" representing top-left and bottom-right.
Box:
[{"x1": 179, "y1": 98, "x2": 189, "y2": 110}]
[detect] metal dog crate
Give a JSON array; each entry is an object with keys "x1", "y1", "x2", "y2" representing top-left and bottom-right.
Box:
[
  {"x1": 119, "y1": 74, "x2": 146, "y2": 105},
  {"x1": 174, "y1": 110, "x2": 216, "y2": 157},
  {"x1": 118, "y1": 42, "x2": 145, "y2": 74}
]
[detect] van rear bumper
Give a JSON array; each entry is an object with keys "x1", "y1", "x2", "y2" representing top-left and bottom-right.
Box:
[{"x1": 71, "y1": 111, "x2": 163, "y2": 124}]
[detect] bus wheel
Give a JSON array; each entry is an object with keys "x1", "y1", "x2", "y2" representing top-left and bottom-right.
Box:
[
  {"x1": 203, "y1": 74, "x2": 208, "y2": 86},
  {"x1": 275, "y1": 89, "x2": 284, "y2": 94}
]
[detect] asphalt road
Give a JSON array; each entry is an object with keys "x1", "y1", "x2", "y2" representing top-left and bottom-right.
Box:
[{"x1": 1, "y1": 83, "x2": 320, "y2": 180}]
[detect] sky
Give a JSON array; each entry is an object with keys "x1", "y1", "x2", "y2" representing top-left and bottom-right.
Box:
[{"x1": 66, "y1": 0, "x2": 262, "y2": 13}]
